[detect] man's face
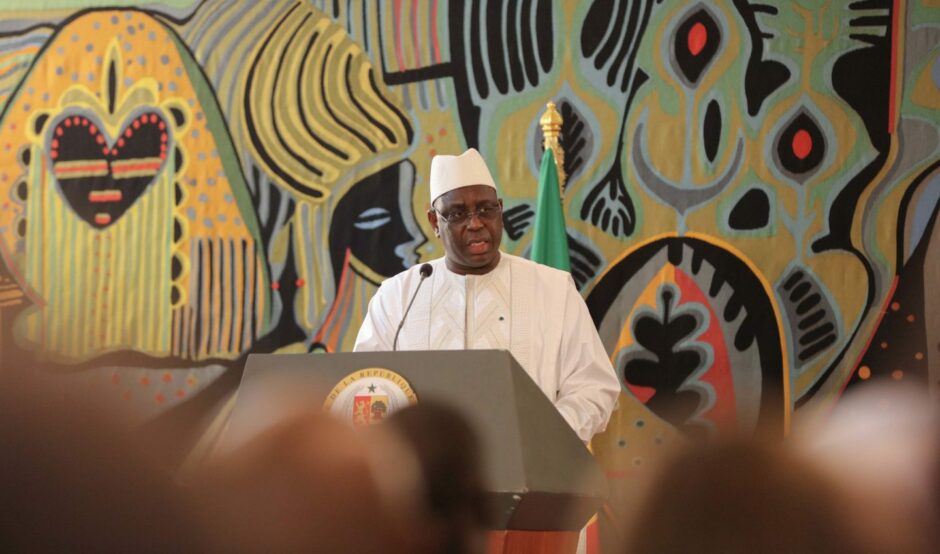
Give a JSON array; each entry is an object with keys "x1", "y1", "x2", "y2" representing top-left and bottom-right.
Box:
[{"x1": 427, "y1": 184, "x2": 503, "y2": 275}]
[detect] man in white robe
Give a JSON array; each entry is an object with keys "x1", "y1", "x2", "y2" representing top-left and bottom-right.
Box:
[{"x1": 354, "y1": 148, "x2": 619, "y2": 442}]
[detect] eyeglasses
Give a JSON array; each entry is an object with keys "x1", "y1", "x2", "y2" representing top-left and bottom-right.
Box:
[{"x1": 435, "y1": 204, "x2": 502, "y2": 226}]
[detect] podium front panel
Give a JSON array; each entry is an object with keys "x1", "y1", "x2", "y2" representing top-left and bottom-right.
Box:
[{"x1": 219, "y1": 350, "x2": 606, "y2": 530}]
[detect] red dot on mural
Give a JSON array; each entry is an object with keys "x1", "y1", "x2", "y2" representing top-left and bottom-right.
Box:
[
  {"x1": 81, "y1": 118, "x2": 88, "y2": 126},
  {"x1": 96, "y1": 135, "x2": 105, "y2": 145},
  {"x1": 155, "y1": 393, "x2": 166, "y2": 404},
  {"x1": 64, "y1": 119, "x2": 72, "y2": 127},
  {"x1": 688, "y1": 22, "x2": 707, "y2": 56},
  {"x1": 52, "y1": 139, "x2": 59, "y2": 148},
  {"x1": 72, "y1": 116, "x2": 80, "y2": 125},
  {"x1": 295, "y1": 278, "x2": 305, "y2": 288},
  {"x1": 792, "y1": 129, "x2": 812, "y2": 160},
  {"x1": 50, "y1": 150, "x2": 58, "y2": 160},
  {"x1": 125, "y1": 128, "x2": 133, "y2": 138},
  {"x1": 162, "y1": 372, "x2": 173, "y2": 383},
  {"x1": 158, "y1": 121, "x2": 166, "y2": 130},
  {"x1": 140, "y1": 376, "x2": 150, "y2": 386},
  {"x1": 117, "y1": 138, "x2": 125, "y2": 147},
  {"x1": 133, "y1": 120, "x2": 140, "y2": 129},
  {"x1": 89, "y1": 124, "x2": 97, "y2": 134},
  {"x1": 111, "y1": 373, "x2": 121, "y2": 385},
  {"x1": 56, "y1": 127, "x2": 63, "y2": 136},
  {"x1": 176, "y1": 389, "x2": 186, "y2": 398},
  {"x1": 102, "y1": 147, "x2": 110, "y2": 156},
  {"x1": 271, "y1": 282, "x2": 280, "y2": 290},
  {"x1": 150, "y1": 114, "x2": 158, "y2": 123},
  {"x1": 160, "y1": 133, "x2": 168, "y2": 143}
]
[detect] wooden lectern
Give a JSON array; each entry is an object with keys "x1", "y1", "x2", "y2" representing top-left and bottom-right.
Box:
[{"x1": 218, "y1": 350, "x2": 608, "y2": 554}]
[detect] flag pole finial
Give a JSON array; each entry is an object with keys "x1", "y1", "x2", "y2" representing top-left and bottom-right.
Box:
[{"x1": 539, "y1": 101, "x2": 566, "y2": 197}]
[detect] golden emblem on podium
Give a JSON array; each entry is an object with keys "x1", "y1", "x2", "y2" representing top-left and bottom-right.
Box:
[{"x1": 323, "y1": 368, "x2": 417, "y2": 426}]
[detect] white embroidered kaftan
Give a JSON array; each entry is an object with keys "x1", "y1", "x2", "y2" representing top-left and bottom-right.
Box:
[{"x1": 354, "y1": 253, "x2": 619, "y2": 441}]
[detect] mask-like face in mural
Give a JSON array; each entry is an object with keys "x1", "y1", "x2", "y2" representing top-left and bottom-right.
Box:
[
  {"x1": 214, "y1": 2, "x2": 422, "y2": 352},
  {"x1": 329, "y1": 160, "x2": 425, "y2": 285},
  {"x1": 0, "y1": 10, "x2": 270, "y2": 366}
]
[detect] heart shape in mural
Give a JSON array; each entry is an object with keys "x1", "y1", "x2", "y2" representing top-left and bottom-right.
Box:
[{"x1": 50, "y1": 112, "x2": 169, "y2": 229}]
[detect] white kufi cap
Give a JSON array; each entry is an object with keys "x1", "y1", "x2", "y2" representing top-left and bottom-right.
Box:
[{"x1": 429, "y1": 148, "x2": 497, "y2": 203}]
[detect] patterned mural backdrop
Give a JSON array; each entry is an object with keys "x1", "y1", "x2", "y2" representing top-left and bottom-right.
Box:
[{"x1": 0, "y1": 0, "x2": 938, "y2": 543}]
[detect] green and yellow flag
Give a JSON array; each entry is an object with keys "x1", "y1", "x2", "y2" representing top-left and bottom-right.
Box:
[{"x1": 530, "y1": 149, "x2": 571, "y2": 271}]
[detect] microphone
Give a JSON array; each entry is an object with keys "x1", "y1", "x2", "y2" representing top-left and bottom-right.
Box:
[{"x1": 393, "y1": 263, "x2": 433, "y2": 351}]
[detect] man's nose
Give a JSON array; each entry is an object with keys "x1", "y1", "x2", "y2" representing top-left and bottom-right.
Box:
[{"x1": 465, "y1": 211, "x2": 485, "y2": 229}]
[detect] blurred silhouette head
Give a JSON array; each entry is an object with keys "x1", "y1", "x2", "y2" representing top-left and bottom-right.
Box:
[
  {"x1": 193, "y1": 410, "x2": 420, "y2": 554},
  {"x1": 0, "y1": 374, "x2": 200, "y2": 553},
  {"x1": 795, "y1": 383, "x2": 939, "y2": 554},
  {"x1": 384, "y1": 401, "x2": 490, "y2": 554},
  {"x1": 625, "y1": 437, "x2": 863, "y2": 554}
]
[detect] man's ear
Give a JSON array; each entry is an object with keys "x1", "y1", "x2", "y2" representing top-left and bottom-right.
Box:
[{"x1": 427, "y1": 205, "x2": 440, "y2": 237}]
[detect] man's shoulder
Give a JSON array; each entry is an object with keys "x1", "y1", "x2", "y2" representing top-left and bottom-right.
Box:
[{"x1": 503, "y1": 253, "x2": 573, "y2": 283}]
